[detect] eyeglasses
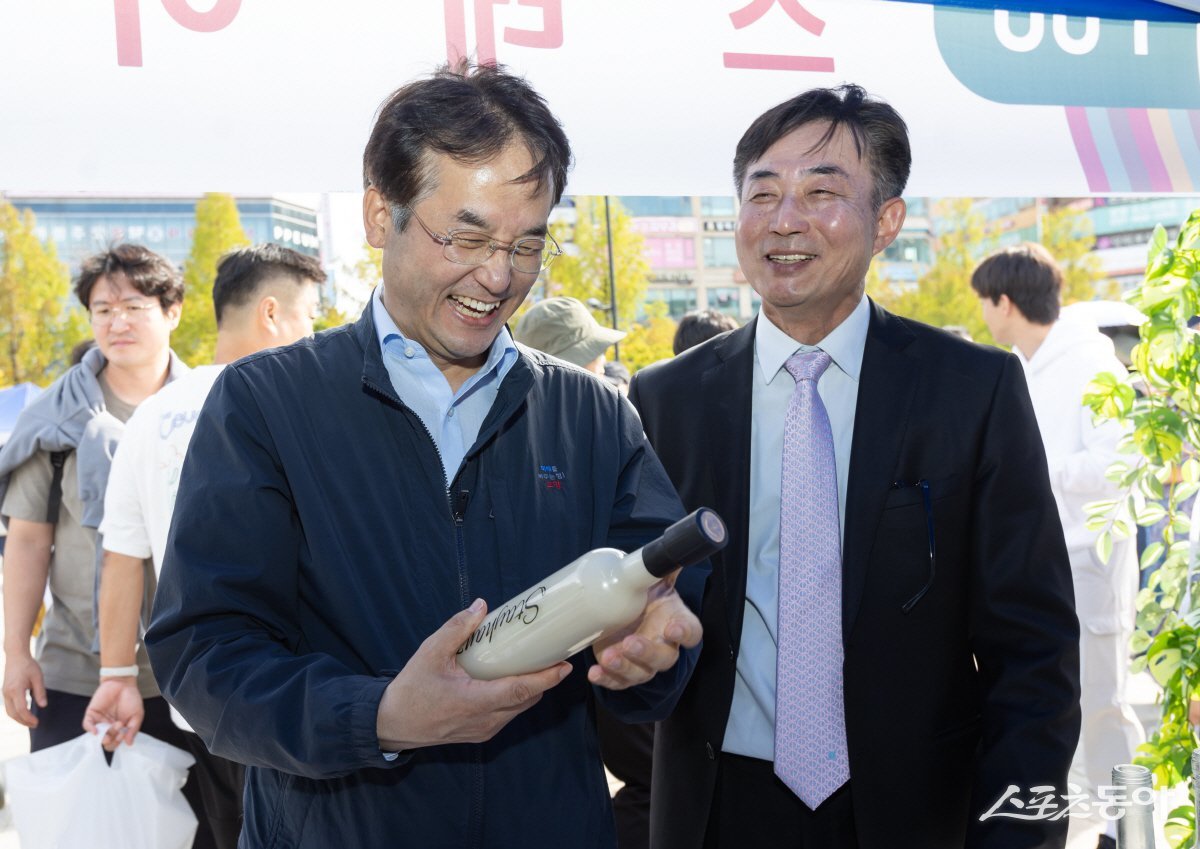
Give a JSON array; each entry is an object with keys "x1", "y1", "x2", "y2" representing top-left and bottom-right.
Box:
[
  {"x1": 89, "y1": 302, "x2": 160, "y2": 326},
  {"x1": 405, "y1": 205, "x2": 562, "y2": 274}
]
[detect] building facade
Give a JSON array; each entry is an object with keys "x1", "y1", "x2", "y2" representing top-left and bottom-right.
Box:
[{"x1": 6, "y1": 194, "x2": 320, "y2": 271}]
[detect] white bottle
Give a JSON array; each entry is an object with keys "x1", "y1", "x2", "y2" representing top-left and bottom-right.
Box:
[{"x1": 457, "y1": 508, "x2": 727, "y2": 680}]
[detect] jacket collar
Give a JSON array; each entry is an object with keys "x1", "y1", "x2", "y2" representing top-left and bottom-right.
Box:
[
  {"x1": 356, "y1": 294, "x2": 399, "y2": 405},
  {"x1": 354, "y1": 294, "x2": 535, "y2": 455}
]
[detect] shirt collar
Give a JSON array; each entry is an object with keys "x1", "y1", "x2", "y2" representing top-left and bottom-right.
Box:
[
  {"x1": 371, "y1": 286, "x2": 517, "y2": 390},
  {"x1": 754, "y1": 294, "x2": 869, "y2": 383}
]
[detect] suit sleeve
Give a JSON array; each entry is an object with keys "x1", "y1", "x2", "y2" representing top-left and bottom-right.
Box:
[
  {"x1": 145, "y1": 367, "x2": 396, "y2": 779},
  {"x1": 967, "y1": 356, "x2": 1081, "y2": 848},
  {"x1": 591, "y1": 391, "x2": 708, "y2": 723}
]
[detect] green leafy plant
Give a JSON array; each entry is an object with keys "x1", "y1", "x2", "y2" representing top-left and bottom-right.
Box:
[{"x1": 1084, "y1": 208, "x2": 1200, "y2": 847}]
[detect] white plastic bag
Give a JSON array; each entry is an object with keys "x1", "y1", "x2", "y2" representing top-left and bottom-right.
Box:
[{"x1": 2, "y1": 730, "x2": 198, "y2": 849}]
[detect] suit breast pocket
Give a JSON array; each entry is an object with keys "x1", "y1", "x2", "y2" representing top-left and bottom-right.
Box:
[
  {"x1": 881, "y1": 473, "x2": 963, "y2": 512},
  {"x1": 875, "y1": 474, "x2": 967, "y2": 612}
]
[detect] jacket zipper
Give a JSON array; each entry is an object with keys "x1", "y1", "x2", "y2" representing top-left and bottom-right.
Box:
[
  {"x1": 452, "y1": 487, "x2": 470, "y2": 607},
  {"x1": 363, "y1": 377, "x2": 471, "y2": 604},
  {"x1": 364, "y1": 368, "x2": 533, "y2": 845}
]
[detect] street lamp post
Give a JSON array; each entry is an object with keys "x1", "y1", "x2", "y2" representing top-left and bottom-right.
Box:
[{"x1": 603, "y1": 196, "x2": 619, "y2": 360}]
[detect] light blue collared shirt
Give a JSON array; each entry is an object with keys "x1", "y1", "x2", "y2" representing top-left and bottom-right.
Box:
[
  {"x1": 372, "y1": 288, "x2": 518, "y2": 485},
  {"x1": 722, "y1": 295, "x2": 869, "y2": 761}
]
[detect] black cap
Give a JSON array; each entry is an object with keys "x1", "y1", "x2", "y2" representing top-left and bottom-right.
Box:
[{"x1": 641, "y1": 508, "x2": 728, "y2": 579}]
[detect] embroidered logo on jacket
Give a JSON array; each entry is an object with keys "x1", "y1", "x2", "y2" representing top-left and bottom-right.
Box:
[{"x1": 537, "y1": 464, "x2": 565, "y2": 491}]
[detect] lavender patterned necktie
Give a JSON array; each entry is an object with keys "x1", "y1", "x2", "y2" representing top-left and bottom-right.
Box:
[{"x1": 774, "y1": 349, "x2": 849, "y2": 809}]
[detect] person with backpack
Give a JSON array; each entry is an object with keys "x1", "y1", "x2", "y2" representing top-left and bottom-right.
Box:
[{"x1": 0, "y1": 244, "x2": 188, "y2": 754}]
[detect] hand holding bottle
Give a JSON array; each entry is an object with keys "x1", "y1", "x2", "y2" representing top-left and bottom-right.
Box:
[
  {"x1": 587, "y1": 572, "x2": 702, "y2": 691},
  {"x1": 457, "y1": 508, "x2": 725, "y2": 681},
  {"x1": 376, "y1": 599, "x2": 572, "y2": 752}
]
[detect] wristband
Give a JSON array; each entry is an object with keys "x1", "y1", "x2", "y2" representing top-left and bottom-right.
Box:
[{"x1": 99, "y1": 665, "x2": 139, "y2": 679}]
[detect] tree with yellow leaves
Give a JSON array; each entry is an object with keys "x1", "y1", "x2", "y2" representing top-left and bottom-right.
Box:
[
  {"x1": 173, "y1": 193, "x2": 249, "y2": 364},
  {"x1": 1040, "y1": 203, "x2": 1107, "y2": 304},
  {"x1": 870, "y1": 199, "x2": 1103, "y2": 345},
  {"x1": 542, "y1": 197, "x2": 650, "y2": 329},
  {"x1": 869, "y1": 198, "x2": 995, "y2": 343},
  {"x1": 619, "y1": 301, "x2": 677, "y2": 373},
  {"x1": 0, "y1": 199, "x2": 89, "y2": 386}
]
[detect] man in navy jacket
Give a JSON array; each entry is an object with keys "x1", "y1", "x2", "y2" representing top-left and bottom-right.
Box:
[{"x1": 146, "y1": 62, "x2": 704, "y2": 849}]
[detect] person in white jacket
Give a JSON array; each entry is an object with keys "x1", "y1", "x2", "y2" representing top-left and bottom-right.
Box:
[{"x1": 973, "y1": 242, "x2": 1142, "y2": 849}]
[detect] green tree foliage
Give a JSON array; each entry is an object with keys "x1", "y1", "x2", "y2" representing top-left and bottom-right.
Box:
[
  {"x1": 542, "y1": 197, "x2": 650, "y2": 329},
  {"x1": 1082, "y1": 210, "x2": 1200, "y2": 847},
  {"x1": 0, "y1": 199, "x2": 89, "y2": 386},
  {"x1": 1040, "y1": 204, "x2": 1106, "y2": 304},
  {"x1": 175, "y1": 193, "x2": 249, "y2": 365},
  {"x1": 869, "y1": 198, "x2": 995, "y2": 344},
  {"x1": 620, "y1": 301, "x2": 677, "y2": 373}
]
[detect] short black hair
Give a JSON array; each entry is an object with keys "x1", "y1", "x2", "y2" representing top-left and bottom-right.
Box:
[
  {"x1": 970, "y1": 243, "x2": 1063, "y2": 326},
  {"x1": 74, "y1": 244, "x2": 184, "y2": 311},
  {"x1": 212, "y1": 244, "x2": 326, "y2": 325},
  {"x1": 362, "y1": 61, "x2": 572, "y2": 231},
  {"x1": 733, "y1": 84, "x2": 910, "y2": 210},
  {"x1": 673, "y1": 309, "x2": 739, "y2": 355}
]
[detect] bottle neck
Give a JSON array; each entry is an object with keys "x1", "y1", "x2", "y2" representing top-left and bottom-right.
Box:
[{"x1": 619, "y1": 549, "x2": 660, "y2": 591}]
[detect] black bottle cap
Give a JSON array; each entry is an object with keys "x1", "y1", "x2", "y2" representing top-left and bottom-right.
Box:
[{"x1": 641, "y1": 508, "x2": 728, "y2": 578}]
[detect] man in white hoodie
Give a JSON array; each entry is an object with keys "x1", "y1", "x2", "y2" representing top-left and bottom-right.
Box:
[{"x1": 973, "y1": 243, "x2": 1141, "y2": 849}]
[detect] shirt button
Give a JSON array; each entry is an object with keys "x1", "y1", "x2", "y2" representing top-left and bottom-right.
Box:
[
  {"x1": 404, "y1": 347, "x2": 415, "y2": 358},
  {"x1": 447, "y1": 408, "x2": 455, "y2": 418}
]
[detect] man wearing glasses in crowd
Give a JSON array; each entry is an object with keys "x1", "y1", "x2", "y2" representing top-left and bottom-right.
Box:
[
  {"x1": 1, "y1": 244, "x2": 188, "y2": 749},
  {"x1": 0, "y1": 245, "x2": 214, "y2": 838},
  {"x1": 146, "y1": 62, "x2": 704, "y2": 848}
]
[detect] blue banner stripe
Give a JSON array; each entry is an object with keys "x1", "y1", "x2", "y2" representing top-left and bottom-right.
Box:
[{"x1": 881, "y1": 0, "x2": 1200, "y2": 23}]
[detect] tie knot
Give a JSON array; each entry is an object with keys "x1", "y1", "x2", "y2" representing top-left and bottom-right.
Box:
[{"x1": 785, "y1": 349, "x2": 832, "y2": 382}]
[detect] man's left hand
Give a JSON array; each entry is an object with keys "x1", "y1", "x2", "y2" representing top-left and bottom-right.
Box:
[{"x1": 588, "y1": 572, "x2": 701, "y2": 690}]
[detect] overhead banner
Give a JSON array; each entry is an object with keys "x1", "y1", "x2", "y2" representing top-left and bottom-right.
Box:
[{"x1": 1, "y1": 1, "x2": 1199, "y2": 196}]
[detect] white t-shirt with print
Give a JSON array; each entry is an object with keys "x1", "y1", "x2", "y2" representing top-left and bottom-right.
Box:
[{"x1": 101, "y1": 365, "x2": 225, "y2": 571}]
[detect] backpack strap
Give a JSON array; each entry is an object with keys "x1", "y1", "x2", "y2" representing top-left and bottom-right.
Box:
[{"x1": 46, "y1": 450, "x2": 69, "y2": 525}]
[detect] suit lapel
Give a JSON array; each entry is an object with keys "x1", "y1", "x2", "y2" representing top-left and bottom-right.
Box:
[
  {"x1": 702, "y1": 323, "x2": 756, "y2": 649},
  {"x1": 842, "y1": 301, "x2": 919, "y2": 637}
]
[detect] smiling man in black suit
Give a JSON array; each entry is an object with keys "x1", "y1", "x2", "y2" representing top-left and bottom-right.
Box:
[{"x1": 628, "y1": 85, "x2": 1080, "y2": 849}]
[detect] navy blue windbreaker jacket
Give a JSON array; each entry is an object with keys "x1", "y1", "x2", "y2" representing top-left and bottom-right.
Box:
[{"x1": 145, "y1": 304, "x2": 706, "y2": 849}]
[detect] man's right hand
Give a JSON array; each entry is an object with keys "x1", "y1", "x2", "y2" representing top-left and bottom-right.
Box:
[
  {"x1": 376, "y1": 598, "x2": 572, "y2": 751},
  {"x1": 2, "y1": 653, "x2": 46, "y2": 728},
  {"x1": 83, "y1": 679, "x2": 145, "y2": 751}
]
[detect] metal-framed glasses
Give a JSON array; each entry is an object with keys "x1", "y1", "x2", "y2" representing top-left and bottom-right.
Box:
[
  {"x1": 89, "y1": 301, "x2": 160, "y2": 326},
  {"x1": 405, "y1": 205, "x2": 562, "y2": 274}
]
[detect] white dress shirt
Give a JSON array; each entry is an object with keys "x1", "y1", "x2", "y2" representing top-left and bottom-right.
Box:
[{"x1": 722, "y1": 295, "x2": 868, "y2": 761}]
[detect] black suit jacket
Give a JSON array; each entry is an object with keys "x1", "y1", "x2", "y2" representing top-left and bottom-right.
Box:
[{"x1": 628, "y1": 302, "x2": 1080, "y2": 849}]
